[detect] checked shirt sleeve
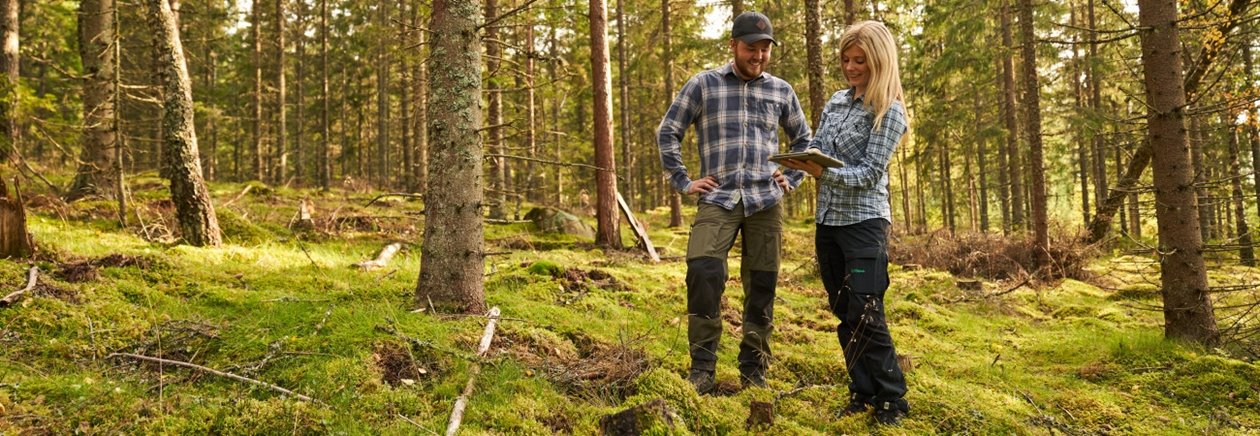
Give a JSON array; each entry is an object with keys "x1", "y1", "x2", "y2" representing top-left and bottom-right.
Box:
[
  {"x1": 780, "y1": 89, "x2": 813, "y2": 190},
  {"x1": 657, "y1": 76, "x2": 704, "y2": 193},
  {"x1": 819, "y1": 101, "x2": 907, "y2": 189}
]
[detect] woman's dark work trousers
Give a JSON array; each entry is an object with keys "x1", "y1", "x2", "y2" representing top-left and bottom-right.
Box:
[
  {"x1": 685, "y1": 203, "x2": 780, "y2": 379},
  {"x1": 816, "y1": 218, "x2": 908, "y2": 413}
]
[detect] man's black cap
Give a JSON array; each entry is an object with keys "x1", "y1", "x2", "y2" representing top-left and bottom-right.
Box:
[{"x1": 731, "y1": 11, "x2": 777, "y2": 45}]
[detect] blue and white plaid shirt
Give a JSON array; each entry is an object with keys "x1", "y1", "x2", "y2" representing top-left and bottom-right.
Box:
[
  {"x1": 811, "y1": 88, "x2": 907, "y2": 226},
  {"x1": 657, "y1": 63, "x2": 812, "y2": 216}
]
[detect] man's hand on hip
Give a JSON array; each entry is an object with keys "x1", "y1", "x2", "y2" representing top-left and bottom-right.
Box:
[{"x1": 687, "y1": 176, "x2": 719, "y2": 194}]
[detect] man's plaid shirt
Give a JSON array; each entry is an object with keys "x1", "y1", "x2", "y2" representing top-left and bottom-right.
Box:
[
  {"x1": 657, "y1": 63, "x2": 812, "y2": 216},
  {"x1": 811, "y1": 88, "x2": 908, "y2": 226}
]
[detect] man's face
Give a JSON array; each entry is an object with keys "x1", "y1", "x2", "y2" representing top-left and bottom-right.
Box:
[{"x1": 730, "y1": 39, "x2": 773, "y2": 80}]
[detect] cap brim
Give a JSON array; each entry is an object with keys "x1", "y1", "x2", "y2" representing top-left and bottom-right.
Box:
[{"x1": 737, "y1": 34, "x2": 779, "y2": 45}]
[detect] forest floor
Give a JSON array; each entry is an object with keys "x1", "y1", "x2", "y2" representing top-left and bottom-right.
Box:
[{"x1": 1, "y1": 177, "x2": 1258, "y2": 434}]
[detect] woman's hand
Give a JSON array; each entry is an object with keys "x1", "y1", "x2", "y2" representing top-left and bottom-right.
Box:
[{"x1": 779, "y1": 159, "x2": 824, "y2": 178}]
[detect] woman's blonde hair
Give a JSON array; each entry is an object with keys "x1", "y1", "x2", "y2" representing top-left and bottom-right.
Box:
[{"x1": 838, "y1": 21, "x2": 906, "y2": 131}]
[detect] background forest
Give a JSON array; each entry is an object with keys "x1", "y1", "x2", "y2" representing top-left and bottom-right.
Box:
[{"x1": 0, "y1": 0, "x2": 1259, "y2": 433}]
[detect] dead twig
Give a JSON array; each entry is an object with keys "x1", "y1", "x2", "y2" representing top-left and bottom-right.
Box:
[
  {"x1": 221, "y1": 184, "x2": 254, "y2": 207},
  {"x1": 108, "y1": 352, "x2": 321, "y2": 404},
  {"x1": 0, "y1": 266, "x2": 40, "y2": 307},
  {"x1": 445, "y1": 307, "x2": 502, "y2": 436},
  {"x1": 365, "y1": 193, "x2": 424, "y2": 208}
]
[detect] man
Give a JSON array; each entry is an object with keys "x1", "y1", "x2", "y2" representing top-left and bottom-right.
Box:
[{"x1": 657, "y1": 11, "x2": 812, "y2": 394}]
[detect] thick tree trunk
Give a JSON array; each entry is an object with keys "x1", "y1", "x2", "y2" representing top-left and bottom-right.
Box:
[
  {"x1": 1017, "y1": 0, "x2": 1049, "y2": 266},
  {"x1": 999, "y1": 0, "x2": 1024, "y2": 231},
  {"x1": 146, "y1": 0, "x2": 222, "y2": 247},
  {"x1": 67, "y1": 0, "x2": 117, "y2": 201},
  {"x1": 416, "y1": 0, "x2": 486, "y2": 313},
  {"x1": 0, "y1": 0, "x2": 17, "y2": 161},
  {"x1": 1136, "y1": 0, "x2": 1217, "y2": 345},
  {"x1": 591, "y1": 0, "x2": 621, "y2": 248},
  {"x1": 1228, "y1": 125, "x2": 1254, "y2": 266}
]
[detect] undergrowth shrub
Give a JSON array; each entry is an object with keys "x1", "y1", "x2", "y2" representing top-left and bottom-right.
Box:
[{"x1": 889, "y1": 230, "x2": 1096, "y2": 281}]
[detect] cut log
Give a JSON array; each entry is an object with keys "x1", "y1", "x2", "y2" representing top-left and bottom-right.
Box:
[
  {"x1": 616, "y1": 192, "x2": 659, "y2": 263},
  {"x1": 292, "y1": 198, "x2": 315, "y2": 231},
  {"x1": 0, "y1": 176, "x2": 34, "y2": 258},
  {"x1": 599, "y1": 398, "x2": 676, "y2": 435},
  {"x1": 354, "y1": 242, "x2": 403, "y2": 270}
]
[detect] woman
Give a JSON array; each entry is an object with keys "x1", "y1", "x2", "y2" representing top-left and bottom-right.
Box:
[{"x1": 779, "y1": 20, "x2": 910, "y2": 426}]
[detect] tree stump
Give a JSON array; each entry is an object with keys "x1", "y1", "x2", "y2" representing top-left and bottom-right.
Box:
[
  {"x1": 599, "y1": 398, "x2": 675, "y2": 435},
  {"x1": 745, "y1": 401, "x2": 774, "y2": 430},
  {"x1": 0, "y1": 176, "x2": 33, "y2": 258}
]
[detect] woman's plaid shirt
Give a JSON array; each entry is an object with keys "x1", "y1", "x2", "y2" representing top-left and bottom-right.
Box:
[
  {"x1": 657, "y1": 64, "x2": 812, "y2": 216},
  {"x1": 810, "y1": 88, "x2": 908, "y2": 226}
]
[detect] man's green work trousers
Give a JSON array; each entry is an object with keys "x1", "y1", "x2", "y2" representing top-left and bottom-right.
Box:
[{"x1": 685, "y1": 202, "x2": 781, "y2": 379}]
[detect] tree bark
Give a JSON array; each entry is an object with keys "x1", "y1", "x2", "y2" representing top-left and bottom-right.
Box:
[
  {"x1": 805, "y1": 0, "x2": 824, "y2": 130},
  {"x1": 616, "y1": 0, "x2": 633, "y2": 209},
  {"x1": 415, "y1": 13, "x2": 429, "y2": 192},
  {"x1": 484, "y1": 0, "x2": 505, "y2": 219},
  {"x1": 417, "y1": 0, "x2": 486, "y2": 313},
  {"x1": 145, "y1": 0, "x2": 222, "y2": 247},
  {"x1": 999, "y1": 0, "x2": 1024, "y2": 231},
  {"x1": 973, "y1": 89, "x2": 989, "y2": 232},
  {"x1": 319, "y1": 0, "x2": 330, "y2": 190},
  {"x1": 1227, "y1": 125, "x2": 1254, "y2": 266},
  {"x1": 1017, "y1": 0, "x2": 1049, "y2": 266},
  {"x1": 662, "y1": 0, "x2": 682, "y2": 227},
  {"x1": 67, "y1": 0, "x2": 117, "y2": 201},
  {"x1": 591, "y1": 0, "x2": 621, "y2": 248},
  {"x1": 376, "y1": 2, "x2": 390, "y2": 186},
  {"x1": 399, "y1": 0, "x2": 413, "y2": 192},
  {"x1": 1087, "y1": 0, "x2": 1107, "y2": 220},
  {"x1": 1136, "y1": 0, "x2": 1217, "y2": 345},
  {"x1": 294, "y1": 0, "x2": 306, "y2": 184},
  {"x1": 0, "y1": 176, "x2": 32, "y2": 258},
  {"x1": 252, "y1": 1, "x2": 264, "y2": 181},
  {"x1": 275, "y1": 0, "x2": 288, "y2": 184},
  {"x1": 0, "y1": 0, "x2": 17, "y2": 161}
]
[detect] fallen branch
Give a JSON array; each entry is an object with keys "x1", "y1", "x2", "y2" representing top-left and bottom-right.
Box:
[
  {"x1": 221, "y1": 184, "x2": 254, "y2": 207},
  {"x1": 445, "y1": 307, "x2": 501, "y2": 436},
  {"x1": 108, "y1": 352, "x2": 320, "y2": 404},
  {"x1": 0, "y1": 266, "x2": 39, "y2": 307},
  {"x1": 365, "y1": 192, "x2": 424, "y2": 208},
  {"x1": 354, "y1": 242, "x2": 403, "y2": 270}
]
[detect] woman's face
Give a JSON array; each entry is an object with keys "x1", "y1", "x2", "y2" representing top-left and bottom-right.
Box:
[{"x1": 842, "y1": 44, "x2": 870, "y2": 95}]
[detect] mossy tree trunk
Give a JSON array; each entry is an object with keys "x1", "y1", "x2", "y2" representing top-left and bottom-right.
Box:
[
  {"x1": 1136, "y1": 0, "x2": 1218, "y2": 345},
  {"x1": 416, "y1": 0, "x2": 486, "y2": 314},
  {"x1": 146, "y1": 0, "x2": 222, "y2": 248}
]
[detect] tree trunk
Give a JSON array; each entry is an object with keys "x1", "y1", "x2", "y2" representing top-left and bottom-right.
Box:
[
  {"x1": 1087, "y1": 0, "x2": 1107, "y2": 220},
  {"x1": 376, "y1": 2, "x2": 390, "y2": 187},
  {"x1": 1228, "y1": 124, "x2": 1254, "y2": 266},
  {"x1": 1136, "y1": 0, "x2": 1217, "y2": 345},
  {"x1": 275, "y1": 0, "x2": 287, "y2": 184},
  {"x1": 416, "y1": 0, "x2": 486, "y2": 313},
  {"x1": 319, "y1": 0, "x2": 330, "y2": 190},
  {"x1": 844, "y1": 0, "x2": 856, "y2": 25},
  {"x1": 994, "y1": 59, "x2": 1010, "y2": 235},
  {"x1": 252, "y1": 1, "x2": 264, "y2": 181},
  {"x1": 591, "y1": 0, "x2": 621, "y2": 248},
  {"x1": 0, "y1": 0, "x2": 17, "y2": 161},
  {"x1": 484, "y1": 0, "x2": 505, "y2": 219},
  {"x1": 206, "y1": 50, "x2": 217, "y2": 181},
  {"x1": 399, "y1": 0, "x2": 412, "y2": 192},
  {"x1": 973, "y1": 89, "x2": 989, "y2": 232},
  {"x1": 662, "y1": 0, "x2": 682, "y2": 227},
  {"x1": 146, "y1": 0, "x2": 222, "y2": 247},
  {"x1": 1071, "y1": 6, "x2": 1090, "y2": 226},
  {"x1": 0, "y1": 176, "x2": 32, "y2": 258},
  {"x1": 999, "y1": 0, "x2": 1024, "y2": 231},
  {"x1": 1017, "y1": 0, "x2": 1049, "y2": 266},
  {"x1": 616, "y1": 0, "x2": 633, "y2": 209},
  {"x1": 805, "y1": 0, "x2": 824, "y2": 130},
  {"x1": 294, "y1": 0, "x2": 306, "y2": 184},
  {"x1": 415, "y1": 13, "x2": 429, "y2": 192},
  {"x1": 940, "y1": 135, "x2": 955, "y2": 234},
  {"x1": 67, "y1": 0, "x2": 117, "y2": 202},
  {"x1": 1191, "y1": 115, "x2": 1211, "y2": 241}
]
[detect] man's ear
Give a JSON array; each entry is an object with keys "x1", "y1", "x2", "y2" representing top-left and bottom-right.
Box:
[{"x1": 729, "y1": 39, "x2": 739, "y2": 50}]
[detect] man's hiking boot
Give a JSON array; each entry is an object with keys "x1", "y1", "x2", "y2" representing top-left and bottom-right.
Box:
[
  {"x1": 740, "y1": 372, "x2": 767, "y2": 389},
  {"x1": 873, "y1": 402, "x2": 907, "y2": 426},
  {"x1": 687, "y1": 369, "x2": 715, "y2": 395}
]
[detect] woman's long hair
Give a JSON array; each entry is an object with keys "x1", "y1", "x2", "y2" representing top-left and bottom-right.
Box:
[{"x1": 838, "y1": 21, "x2": 907, "y2": 131}]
